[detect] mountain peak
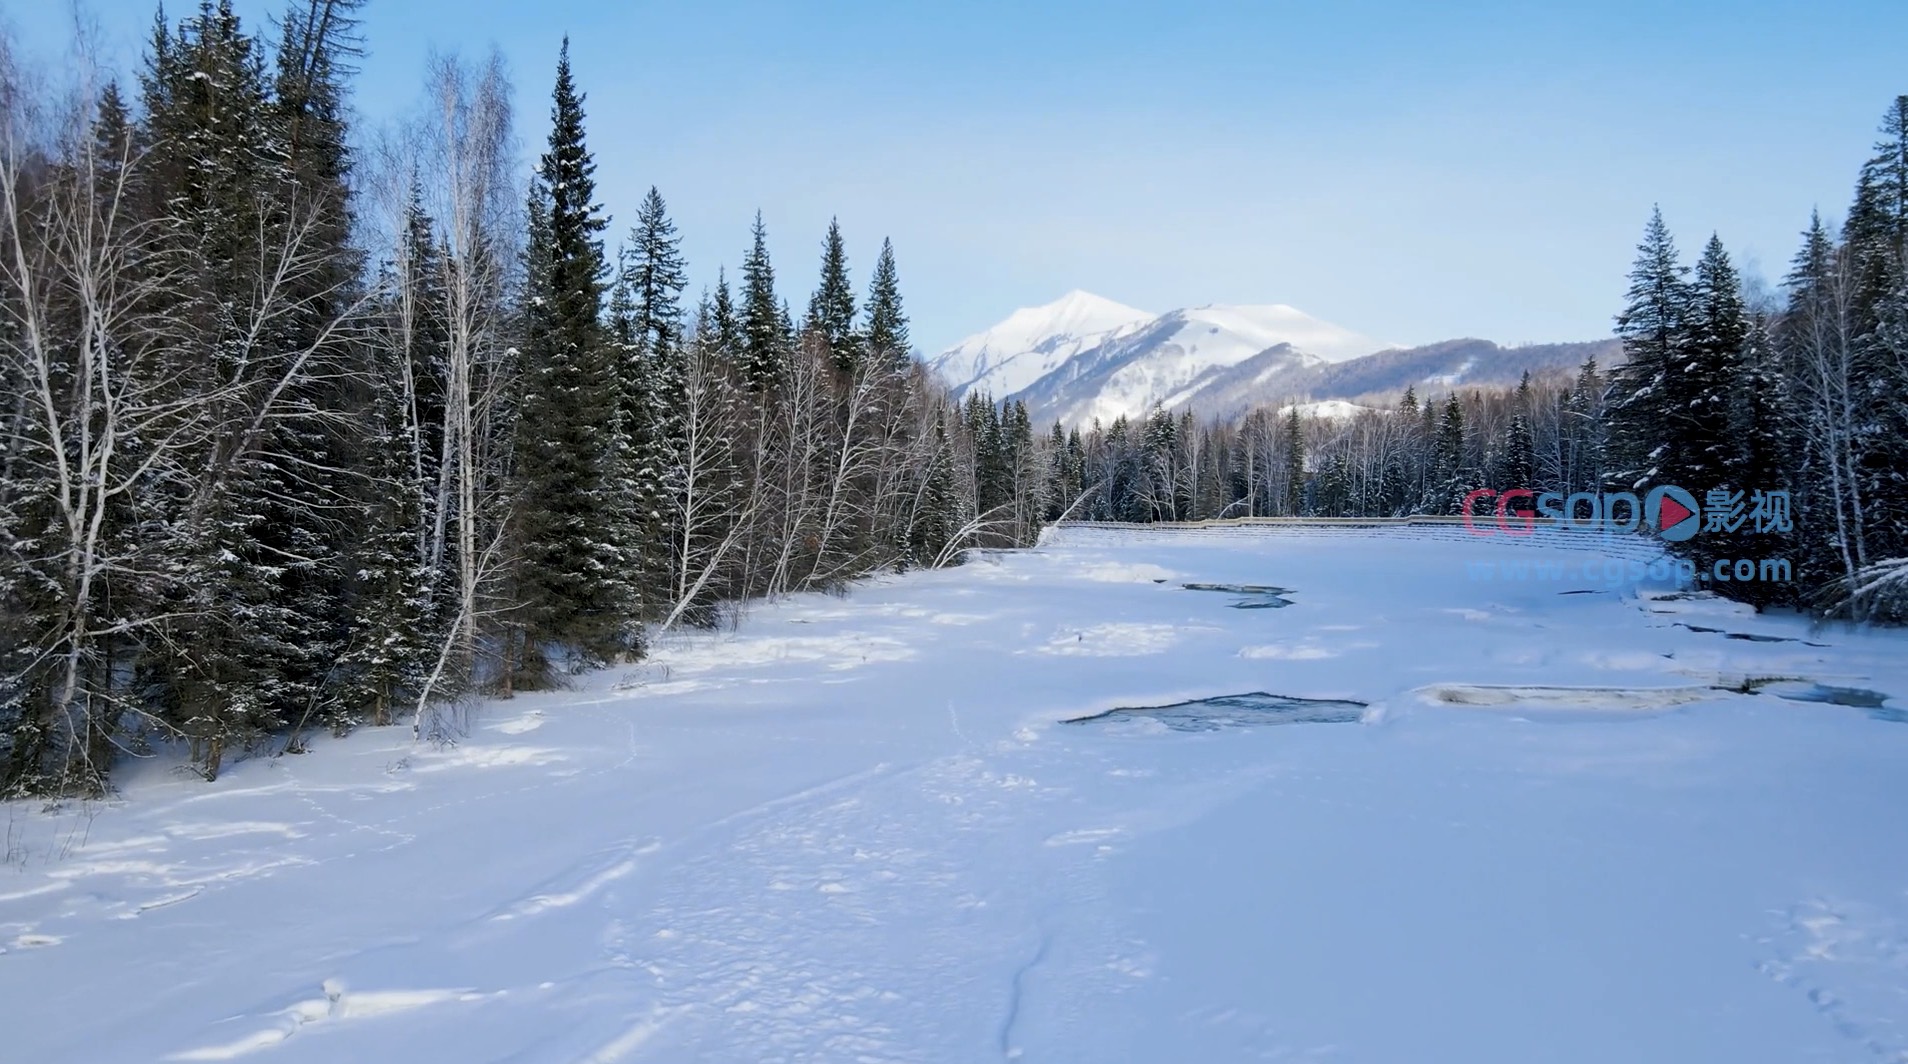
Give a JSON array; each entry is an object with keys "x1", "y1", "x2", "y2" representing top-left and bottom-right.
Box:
[
  {"x1": 927, "y1": 291, "x2": 1153, "y2": 399},
  {"x1": 998, "y1": 290, "x2": 1152, "y2": 334},
  {"x1": 931, "y1": 293, "x2": 1397, "y2": 425}
]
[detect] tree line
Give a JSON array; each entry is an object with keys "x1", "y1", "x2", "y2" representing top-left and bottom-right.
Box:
[
  {"x1": 0, "y1": 3, "x2": 1020, "y2": 797},
  {"x1": 1039, "y1": 96, "x2": 1908, "y2": 624}
]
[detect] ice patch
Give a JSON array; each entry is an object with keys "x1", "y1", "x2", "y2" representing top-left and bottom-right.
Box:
[
  {"x1": 1418, "y1": 683, "x2": 1717, "y2": 717},
  {"x1": 1762, "y1": 682, "x2": 1891, "y2": 709},
  {"x1": 1182, "y1": 582, "x2": 1294, "y2": 609},
  {"x1": 1066, "y1": 693, "x2": 1368, "y2": 732}
]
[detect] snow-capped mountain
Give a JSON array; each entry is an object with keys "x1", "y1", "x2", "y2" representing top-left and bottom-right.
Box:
[
  {"x1": 931, "y1": 293, "x2": 1620, "y2": 426},
  {"x1": 926, "y1": 290, "x2": 1153, "y2": 401},
  {"x1": 934, "y1": 295, "x2": 1387, "y2": 425}
]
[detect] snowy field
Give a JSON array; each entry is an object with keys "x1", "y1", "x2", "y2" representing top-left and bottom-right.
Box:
[{"x1": 3, "y1": 524, "x2": 1908, "y2": 1063}]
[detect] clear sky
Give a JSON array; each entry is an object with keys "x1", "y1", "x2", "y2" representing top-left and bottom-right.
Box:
[{"x1": 8, "y1": 0, "x2": 1908, "y2": 354}]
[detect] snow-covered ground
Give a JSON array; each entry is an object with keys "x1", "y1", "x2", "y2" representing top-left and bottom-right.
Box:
[{"x1": 3, "y1": 525, "x2": 1907, "y2": 1063}]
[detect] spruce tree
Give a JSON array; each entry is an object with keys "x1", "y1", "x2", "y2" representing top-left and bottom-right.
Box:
[
  {"x1": 739, "y1": 212, "x2": 785, "y2": 392},
  {"x1": 1779, "y1": 211, "x2": 1859, "y2": 595},
  {"x1": 1680, "y1": 234, "x2": 1750, "y2": 499},
  {"x1": 1562, "y1": 359, "x2": 1607, "y2": 494},
  {"x1": 710, "y1": 267, "x2": 743, "y2": 360},
  {"x1": 1726, "y1": 315, "x2": 1797, "y2": 608},
  {"x1": 511, "y1": 40, "x2": 635, "y2": 671},
  {"x1": 910, "y1": 421, "x2": 959, "y2": 566},
  {"x1": 1280, "y1": 409, "x2": 1306, "y2": 515},
  {"x1": 1497, "y1": 415, "x2": 1536, "y2": 492},
  {"x1": 808, "y1": 218, "x2": 859, "y2": 373},
  {"x1": 863, "y1": 238, "x2": 910, "y2": 370},
  {"x1": 1607, "y1": 207, "x2": 1693, "y2": 491},
  {"x1": 1430, "y1": 393, "x2": 1467, "y2": 513},
  {"x1": 613, "y1": 187, "x2": 689, "y2": 616}
]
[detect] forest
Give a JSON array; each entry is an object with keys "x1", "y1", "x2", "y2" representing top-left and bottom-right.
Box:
[{"x1": 0, "y1": 3, "x2": 1030, "y2": 797}]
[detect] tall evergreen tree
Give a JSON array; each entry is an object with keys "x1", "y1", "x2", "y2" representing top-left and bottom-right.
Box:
[
  {"x1": 622, "y1": 187, "x2": 688, "y2": 357},
  {"x1": 1430, "y1": 393, "x2": 1467, "y2": 513},
  {"x1": 1496, "y1": 415, "x2": 1536, "y2": 492},
  {"x1": 1280, "y1": 408, "x2": 1306, "y2": 515},
  {"x1": 863, "y1": 238, "x2": 910, "y2": 370},
  {"x1": 613, "y1": 187, "x2": 689, "y2": 614},
  {"x1": 511, "y1": 39, "x2": 634, "y2": 671},
  {"x1": 1607, "y1": 207, "x2": 1693, "y2": 491},
  {"x1": 710, "y1": 267, "x2": 743, "y2": 360},
  {"x1": 1561, "y1": 358, "x2": 1607, "y2": 494},
  {"x1": 807, "y1": 218, "x2": 859, "y2": 373},
  {"x1": 1681, "y1": 234, "x2": 1750, "y2": 494},
  {"x1": 739, "y1": 212, "x2": 784, "y2": 391}
]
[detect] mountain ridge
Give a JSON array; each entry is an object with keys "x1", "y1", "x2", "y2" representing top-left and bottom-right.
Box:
[{"x1": 929, "y1": 292, "x2": 1618, "y2": 425}]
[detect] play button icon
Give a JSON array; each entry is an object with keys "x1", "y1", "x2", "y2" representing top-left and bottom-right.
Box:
[{"x1": 1645, "y1": 485, "x2": 1701, "y2": 542}]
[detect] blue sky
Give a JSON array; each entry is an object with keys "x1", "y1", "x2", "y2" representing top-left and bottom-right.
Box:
[{"x1": 10, "y1": 0, "x2": 1908, "y2": 353}]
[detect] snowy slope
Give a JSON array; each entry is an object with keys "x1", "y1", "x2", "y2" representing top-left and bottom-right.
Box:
[
  {"x1": 1279, "y1": 398, "x2": 1375, "y2": 419},
  {"x1": 4, "y1": 526, "x2": 1908, "y2": 1063},
  {"x1": 925, "y1": 290, "x2": 1153, "y2": 400},
  {"x1": 1012, "y1": 303, "x2": 1387, "y2": 425},
  {"x1": 930, "y1": 297, "x2": 1620, "y2": 426}
]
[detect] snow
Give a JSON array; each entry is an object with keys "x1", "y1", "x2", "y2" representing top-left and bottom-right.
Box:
[
  {"x1": 1175, "y1": 303, "x2": 1386, "y2": 365},
  {"x1": 1043, "y1": 304, "x2": 1389, "y2": 426},
  {"x1": 926, "y1": 289, "x2": 1153, "y2": 400},
  {"x1": 1426, "y1": 355, "x2": 1481, "y2": 387},
  {"x1": 930, "y1": 294, "x2": 1393, "y2": 424},
  {"x1": 1280, "y1": 398, "x2": 1377, "y2": 420},
  {"x1": 4, "y1": 525, "x2": 1908, "y2": 1062},
  {"x1": 1067, "y1": 304, "x2": 1382, "y2": 425}
]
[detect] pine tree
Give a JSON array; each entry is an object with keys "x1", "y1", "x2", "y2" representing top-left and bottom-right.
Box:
[
  {"x1": 1607, "y1": 207, "x2": 1693, "y2": 491},
  {"x1": 909, "y1": 420, "x2": 959, "y2": 565},
  {"x1": 1430, "y1": 393, "x2": 1468, "y2": 514},
  {"x1": 710, "y1": 267, "x2": 743, "y2": 360},
  {"x1": 623, "y1": 187, "x2": 688, "y2": 357},
  {"x1": 1725, "y1": 315, "x2": 1797, "y2": 609},
  {"x1": 338, "y1": 188, "x2": 452, "y2": 729},
  {"x1": 1681, "y1": 235, "x2": 1750, "y2": 490},
  {"x1": 807, "y1": 218, "x2": 859, "y2": 373},
  {"x1": 1843, "y1": 97, "x2": 1908, "y2": 325},
  {"x1": 613, "y1": 187, "x2": 689, "y2": 615},
  {"x1": 739, "y1": 212, "x2": 784, "y2": 392},
  {"x1": 511, "y1": 40, "x2": 635, "y2": 672},
  {"x1": 1280, "y1": 409, "x2": 1306, "y2": 515},
  {"x1": 340, "y1": 351, "x2": 435, "y2": 729},
  {"x1": 863, "y1": 238, "x2": 910, "y2": 370},
  {"x1": 1496, "y1": 415, "x2": 1536, "y2": 492},
  {"x1": 1562, "y1": 359, "x2": 1607, "y2": 494}
]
